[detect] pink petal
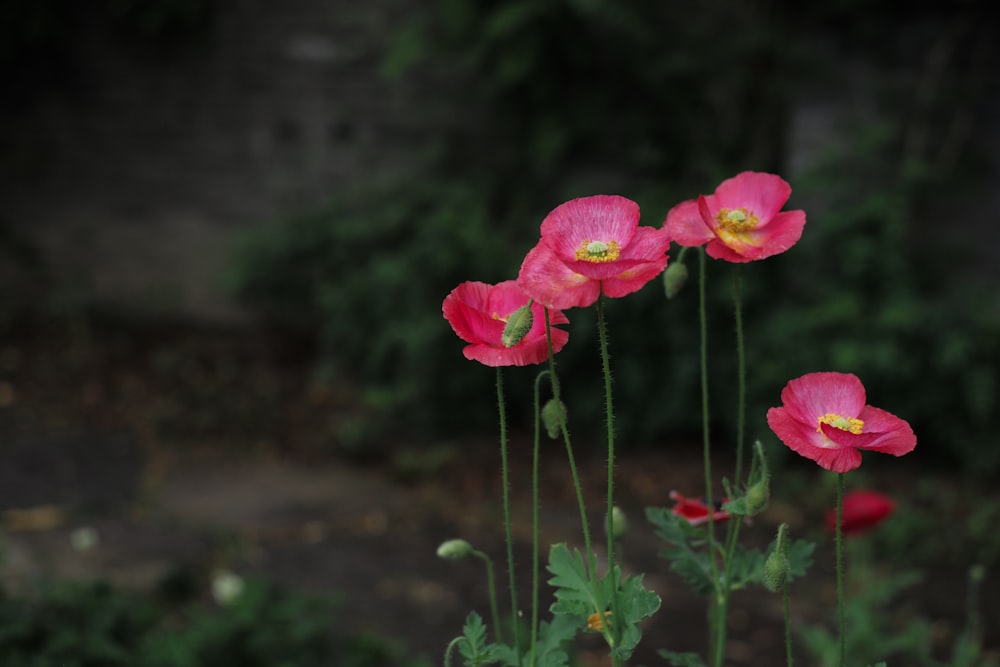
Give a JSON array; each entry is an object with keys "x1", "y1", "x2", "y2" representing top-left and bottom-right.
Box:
[
  {"x1": 780, "y1": 372, "x2": 867, "y2": 426},
  {"x1": 663, "y1": 198, "x2": 712, "y2": 247},
  {"x1": 442, "y1": 282, "x2": 504, "y2": 344},
  {"x1": 766, "y1": 406, "x2": 864, "y2": 472},
  {"x1": 562, "y1": 225, "x2": 671, "y2": 281},
  {"x1": 713, "y1": 171, "x2": 792, "y2": 223},
  {"x1": 540, "y1": 195, "x2": 640, "y2": 264},
  {"x1": 855, "y1": 406, "x2": 917, "y2": 457},
  {"x1": 517, "y1": 242, "x2": 601, "y2": 310}
]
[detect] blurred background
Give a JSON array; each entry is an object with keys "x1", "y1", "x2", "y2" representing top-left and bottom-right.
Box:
[{"x1": 1, "y1": 0, "x2": 998, "y2": 665}]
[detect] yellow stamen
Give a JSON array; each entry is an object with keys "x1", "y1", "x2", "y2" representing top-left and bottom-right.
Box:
[
  {"x1": 716, "y1": 207, "x2": 759, "y2": 234},
  {"x1": 817, "y1": 413, "x2": 864, "y2": 435},
  {"x1": 574, "y1": 239, "x2": 621, "y2": 263},
  {"x1": 491, "y1": 312, "x2": 507, "y2": 323},
  {"x1": 587, "y1": 611, "x2": 612, "y2": 632}
]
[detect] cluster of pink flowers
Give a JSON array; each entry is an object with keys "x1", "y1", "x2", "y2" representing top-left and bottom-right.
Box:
[
  {"x1": 443, "y1": 171, "x2": 810, "y2": 367},
  {"x1": 442, "y1": 170, "x2": 916, "y2": 485}
]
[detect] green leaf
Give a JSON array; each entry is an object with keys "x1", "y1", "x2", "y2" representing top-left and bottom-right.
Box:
[
  {"x1": 532, "y1": 614, "x2": 578, "y2": 667},
  {"x1": 646, "y1": 507, "x2": 716, "y2": 595},
  {"x1": 546, "y1": 544, "x2": 603, "y2": 619},
  {"x1": 612, "y1": 572, "x2": 662, "y2": 660},
  {"x1": 458, "y1": 612, "x2": 502, "y2": 666}
]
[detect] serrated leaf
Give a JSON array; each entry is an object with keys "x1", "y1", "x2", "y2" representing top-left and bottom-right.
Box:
[
  {"x1": 532, "y1": 614, "x2": 578, "y2": 667},
  {"x1": 611, "y1": 573, "x2": 661, "y2": 660},
  {"x1": 547, "y1": 543, "x2": 602, "y2": 618},
  {"x1": 646, "y1": 507, "x2": 716, "y2": 595},
  {"x1": 459, "y1": 612, "x2": 502, "y2": 666}
]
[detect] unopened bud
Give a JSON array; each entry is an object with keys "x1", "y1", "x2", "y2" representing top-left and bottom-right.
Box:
[
  {"x1": 436, "y1": 538, "x2": 473, "y2": 560},
  {"x1": 605, "y1": 505, "x2": 627, "y2": 541},
  {"x1": 541, "y1": 398, "x2": 567, "y2": 439},
  {"x1": 501, "y1": 305, "x2": 534, "y2": 347},
  {"x1": 763, "y1": 550, "x2": 789, "y2": 592},
  {"x1": 663, "y1": 261, "x2": 689, "y2": 299},
  {"x1": 764, "y1": 523, "x2": 790, "y2": 592}
]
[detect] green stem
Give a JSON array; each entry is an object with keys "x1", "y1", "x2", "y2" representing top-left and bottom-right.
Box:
[
  {"x1": 732, "y1": 265, "x2": 747, "y2": 486},
  {"x1": 596, "y1": 293, "x2": 622, "y2": 665},
  {"x1": 544, "y1": 310, "x2": 597, "y2": 581},
  {"x1": 444, "y1": 636, "x2": 462, "y2": 667},
  {"x1": 472, "y1": 549, "x2": 503, "y2": 647},
  {"x1": 699, "y1": 251, "x2": 725, "y2": 666},
  {"x1": 836, "y1": 472, "x2": 846, "y2": 667},
  {"x1": 784, "y1": 581, "x2": 793, "y2": 667},
  {"x1": 529, "y1": 371, "x2": 550, "y2": 667},
  {"x1": 496, "y1": 368, "x2": 516, "y2": 648}
]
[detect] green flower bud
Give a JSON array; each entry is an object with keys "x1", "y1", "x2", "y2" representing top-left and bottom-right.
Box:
[
  {"x1": 541, "y1": 398, "x2": 567, "y2": 439},
  {"x1": 764, "y1": 523, "x2": 790, "y2": 592},
  {"x1": 763, "y1": 550, "x2": 789, "y2": 592},
  {"x1": 605, "y1": 505, "x2": 627, "y2": 541},
  {"x1": 663, "y1": 261, "x2": 689, "y2": 300},
  {"x1": 501, "y1": 304, "x2": 534, "y2": 348},
  {"x1": 436, "y1": 538, "x2": 473, "y2": 560}
]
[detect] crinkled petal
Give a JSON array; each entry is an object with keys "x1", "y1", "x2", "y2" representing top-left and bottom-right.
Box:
[
  {"x1": 780, "y1": 372, "x2": 867, "y2": 426},
  {"x1": 540, "y1": 195, "x2": 640, "y2": 264},
  {"x1": 518, "y1": 242, "x2": 601, "y2": 310},
  {"x1": 442, "y1": 281, "x2": 504, "y2": 344},
  {"x1": 663, "y1": 198, "x2": 712, "y2": 247},
  {"x1": 767, "y1": 406, "x2": 863, "y2": 472},
  {"x1": 600, "y1": 227, "x2": 671, "y2": 297},
  {"x1": 713, "y1": 171, "x2": 792, "y2": 223},
  {"x1": 855, "y1": 406, "x2": 917, "y2": 456}
]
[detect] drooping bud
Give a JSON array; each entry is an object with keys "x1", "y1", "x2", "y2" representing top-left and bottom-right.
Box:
[
  {"x1": 436, "y1": 538, "x2": 473, "y2": 560},
  {"x1": 763, "y1": 523, "x2": 790, "y2": 592},
  {"x1": 662, "y1": 261, "x2": 689, "y2": 300},
  {"x1": 605, "y1": 505, "x2": 627, "y2": 541},
  {"x1": 501, "y1": 304, "x2": 534, "y2": 348},
  {"x1": 541, "y1": 398, "x2": 567, "y2": 439}
]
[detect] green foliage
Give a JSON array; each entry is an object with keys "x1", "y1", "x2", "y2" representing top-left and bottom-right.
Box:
[
  {"x1": 645, "y1": 507, "x2": 814, "y2": 596},
  {"x1": 447, "y1": 609, "x2": 577, "y2": 667},
  {"x1": 545, "y1": 543, "x2": 660, "y2": 661},
  {"x1": 0, "y1": 578, "x2": 429, "y2": 667}
]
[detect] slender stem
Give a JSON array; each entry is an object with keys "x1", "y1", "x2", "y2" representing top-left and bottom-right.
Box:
[
  {"x1": 596, "y1": 293, "x2": 622, "y2": 665},
  {"x1": 544, "y1": 310, "x2": 596, "y2": 579},
  {"x1": 836, "y1": 472, "x2": 846, "y2": 667},
  {"x1": 783, "y1": 580, "x2": 793, "y2": 667},
  {"x1": 444, "y1": 636, "x2": 462, "y2": 667},
  {"x1": 496, "y1": 368, "x2": 516, "y2": 648},
  {"x1": 699, "y1": 251, "x2": 725, "y2": 666},
  {"x1": 732, "y1": 265, "x2": 747, "y2": 486},
  {"x1": 529, "y1": 371, "x2": 550, "y2": 667},
  {"x1": 472, "y1": 549, "x2": 503, "y2": 647}
]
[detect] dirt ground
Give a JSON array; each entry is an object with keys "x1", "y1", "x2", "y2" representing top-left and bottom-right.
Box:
[{"x1": 0, "y1": 324, "x2": 995, "y2": 666}]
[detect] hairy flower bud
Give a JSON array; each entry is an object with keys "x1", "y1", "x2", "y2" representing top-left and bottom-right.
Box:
[
  {"x1": 501, "y1": 304, "x2": 534, "y2": 348},
  {"x1": 764, "y1": 523, "x2": 790, "y2": 592},
  {"x1": 763, "y1": 549, "x2": 789, "y2": 592},
  {"x1": 745, "y1": 440, "x2": 770, "y2": 515},
  {"x1": 541, "y1": 398, "x2": 567, "y2": 439},
  {"x1": 436, "y1": 538, "x2": 473, "y2": 560},
  {"x1": 662, "y1": 261, "x2": 689, "y2": 300}
]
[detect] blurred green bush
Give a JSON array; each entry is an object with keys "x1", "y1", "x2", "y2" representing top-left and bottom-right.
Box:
[
  {"x1": 228, "y1": 0, "x2": 998, "y2": 473},
  {"x1": 0, "y1": 578, "x2": 429, "y2": 667}
]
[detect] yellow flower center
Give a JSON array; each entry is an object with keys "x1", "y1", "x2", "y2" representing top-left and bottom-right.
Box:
[
  {"x1": 817, "y1": 413, "x2": 864, "y2": 435},
  {"x1": 587, "y1": 611, "x2": 612, "y2": 632},
  {"x1": 574, "y1": 239, "x2": 621, "y2": 263},
  {"x1": 717, "y1": 208, "x2": 759, "y2": 234}
]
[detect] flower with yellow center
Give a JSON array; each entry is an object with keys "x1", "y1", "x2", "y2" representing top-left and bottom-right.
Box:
[
  {"x1": 817, "y1": 413, "x2": 864, "y2": 435},
  {"x1": 574, "y1": 239, "x2": 621, "y2": 263}
]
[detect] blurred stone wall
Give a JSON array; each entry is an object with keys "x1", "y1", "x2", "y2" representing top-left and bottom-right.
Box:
[{"x1": 1, "y1": 1, "x2": 429, "y2": 322}]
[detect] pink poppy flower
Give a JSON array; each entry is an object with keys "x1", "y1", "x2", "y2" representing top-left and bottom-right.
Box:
[
  {"x1": 669, "y1": 491, "x2": 731, "y2": 527},
  {"x1": 663, "y1": 171, "x2": 806, "y2": 262},
  {"x1": 442, "y1": 280, "x2": 569, "y2": 367},
  {"x1": 517, "y1": 195, "x2": 672, "y2": 310},
  {"x1": 766, "y1": 372, "x2": 916, "y2": 473},
  {"x1": 825, "y1": 490, "x2": 895, "y2": 536}
]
